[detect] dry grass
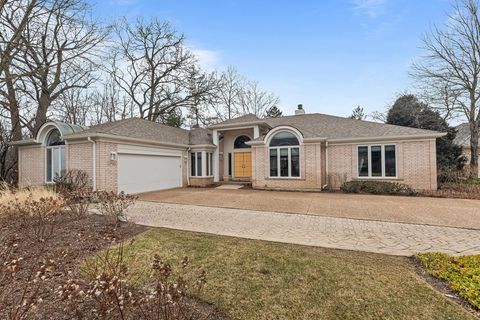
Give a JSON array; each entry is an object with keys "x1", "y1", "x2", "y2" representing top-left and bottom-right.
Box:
[
  {"x1": 96, "y1": 228, "x2": 477, "y2": 320},
  {"x1": 0, "y1": 186, "x2": 61, "y2": 207}
]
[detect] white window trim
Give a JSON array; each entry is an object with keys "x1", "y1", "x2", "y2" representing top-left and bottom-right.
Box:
[
  {"x1": 268, "y1": 146, "x2": 301, "y2": 179},
  {"x1": 45, "y1": 145, "x2": 67, "y2": 183},
  {"x1": 357, "y1": 144, "x2": 397, "y2": 179}
]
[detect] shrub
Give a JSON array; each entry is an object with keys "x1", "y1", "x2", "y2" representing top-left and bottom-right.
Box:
[
  {"x1": 0, "y1": 187, "x2": 64, "y2": 240},
  {"x1": 59, "y1": 241, "x2": 209, "y2": 320},
  {"x1": 437, "y1": 168, "x2": 467, "y2": 183},
  {"x1": 422, "y1": 182, "x2": 480, "y2": 200},
  {"x1": 94, "y1": 191, "x2": 136, "y2": 227},
  {"x1": 53, "y1": 169, "x2": 90, "y2": 194},
  {"x1": 340, "y1": 180, "x2": 417, "y2": 196},
  {"x1": 63, "y1": 188, "x2": 94, "y2": 218},
  {"x1": 417, "y1": 253, "x2": 480, "y2": 310}
]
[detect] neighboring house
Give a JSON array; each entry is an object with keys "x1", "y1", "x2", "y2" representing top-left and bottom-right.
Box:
[
  {"x1": 454, "y1": 123, "x2": 480, "y2": 178},
  {"x1": 12, "y1": 105, "x2": 445, "y2": 193}
]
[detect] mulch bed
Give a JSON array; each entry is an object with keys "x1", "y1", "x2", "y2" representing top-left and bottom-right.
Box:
[
  {"x1": 0, "y1": 214, "x2": 228, "y2": 320},
  {"x1": 0, "y1": 213, "x2": 146, "y2": 319}
]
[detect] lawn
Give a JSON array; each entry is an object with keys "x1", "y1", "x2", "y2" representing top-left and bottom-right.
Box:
[
  {"x1": 418, "y1": 252, "x2": 480, "y2": 310},
  {"x1": 98, "y1": 227, "x2": 476, "y2": 320}
]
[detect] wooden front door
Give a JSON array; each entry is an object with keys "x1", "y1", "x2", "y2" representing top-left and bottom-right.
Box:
[{"x1": 234, "y1": 152, "x2": 252, "y2": 178}]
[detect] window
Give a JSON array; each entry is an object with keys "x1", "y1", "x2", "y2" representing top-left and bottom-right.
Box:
[
  {"x1": 358, "y1": 146, "x2": 369, "y2": 177},
  {"x1": 269, "y1": 131, "x2": 300, "y2": 178},
  {"x1": 190, "y1": 151, "x2": 213, "y2": 177},
  {"x1": 228, "y1": 153, "x2": 232, "y2": 176},
  {"x1": 357, "y1": 145, "x2": 396, "y2": 178},
  {"x1": 234, "y1": 135, "x2": 251, "y2": 149},
  {"x1": 209, "y1": 152, "x2": 213, "y2": 176},
  {"x1": 45, "y1": 129, "x2": 66, "y2": 183},
  {"x1": 197, "y1": 152, "x2": 202, "y2": 176},
  {"x1": 190, "y1": 153, "x2": 196, "y2": 176}
]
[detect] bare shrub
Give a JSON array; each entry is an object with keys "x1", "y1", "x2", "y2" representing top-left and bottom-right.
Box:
[
  {"x1": 54, "y1": 169, "x2": 91, "y2": 194},
  {"x1": 59, "y1": 241, "x2": 210, "y2": 320},
  {"x1": 94, "y1": 191, "x2": 136, "y2": 227},
  {"x1": 63, "y1": 188, "x2": 94, "y2": 218},
  {"x1": 0, "y1": 187, "x2": 64, "y2": 241},
  {"x1": 0, "y1": 224, "x2": 57, "y2": 320},
  {"x1": 437, "y1": 168, "x2": 468, "y2": 183}
]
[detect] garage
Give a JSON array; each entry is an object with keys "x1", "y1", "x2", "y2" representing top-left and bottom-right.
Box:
[{"x1": 117, "y1": 145, "x2": 183, "y2": 194}]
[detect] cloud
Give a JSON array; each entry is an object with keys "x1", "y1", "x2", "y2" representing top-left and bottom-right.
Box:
[
  {"x1": 191, "y1": 49, "x2": 222, "y2": 70},
  {"x1": 352, "y1": 0, "x2": 387, "y2": 18}
]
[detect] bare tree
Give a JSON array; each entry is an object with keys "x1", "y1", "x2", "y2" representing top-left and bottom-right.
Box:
[
  {"x1": 111, "y1": 17, "x2": 201, "y2": 122},
  {"x1": 0, "y1": 0, "x2": 39, "y2": 78},
  {"x1": 0, "y1": 120, "x2": 15, "y2": 184},
  {"x1": 238, "y1": 80, "x2": 279, "y2": 118},
  {"x1": 18, "y1": 0, "x2": 107, "y2": 134},
  {"x1": 185, "y1": 65, "x2": 219, "y2": 127},
  {"x1": 412, "y1": 0, "x2": 480, "y2": 176},
  {"x1": 213, "y1": 66, "x2": 243, "y2": 121}
]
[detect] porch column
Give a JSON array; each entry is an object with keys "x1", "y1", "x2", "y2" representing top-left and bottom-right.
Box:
[
  {"x1": 213, "y1": 129, "x2": 220, "y2": 182},
  {"x1": 253, "y1": 126, "x2": 260, "y2": 139}
]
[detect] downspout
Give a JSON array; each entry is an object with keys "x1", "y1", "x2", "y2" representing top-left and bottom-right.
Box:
[
  {"x1": 323, "y1": 141, "x2": 329, "y2": 190},
  {"x1": 186, "y1": 147, "x2": 191, "y2": 186},
  {"x1": 88, "y1": 137, "x2": 97, "y2": 191}
]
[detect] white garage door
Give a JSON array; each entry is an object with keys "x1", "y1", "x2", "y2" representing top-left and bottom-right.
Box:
[{"x1": 118, "y1": 153, "x2": 182, "y2": 194}]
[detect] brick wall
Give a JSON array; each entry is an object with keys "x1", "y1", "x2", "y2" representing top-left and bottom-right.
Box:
[
  {"x1": 327, "y1": 139, "x2": 438, "y2": 190},
  {"x1": 96, "y1": 141, "x2": 118, "y2": 192},
  {"x1": 18, "y1": 146, "x2": 44, "y2": 188},
  {"x1": 68, "y1": 143, "x2": 94, "y2": 187},
  {"x1": 252, "y1": 143, "x2": 323, "y2": 190}
]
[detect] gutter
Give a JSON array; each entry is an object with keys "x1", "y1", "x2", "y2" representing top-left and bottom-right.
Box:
[{"x1": 88, "y1": 137, "x2": 97, "y2": 191}]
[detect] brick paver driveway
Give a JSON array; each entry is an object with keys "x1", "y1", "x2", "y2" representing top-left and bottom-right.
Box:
[
  {"x1": 127, "y1": 201, "x2": 480, "y2": 256},
  {"x1": 139, "y1": 188, "x2": 480, "y2": 229}
]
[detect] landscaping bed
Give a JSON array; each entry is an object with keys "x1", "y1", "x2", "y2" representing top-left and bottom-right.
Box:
[
  {"x1": 0, "y1": 213, "x2": 146, "y2": 319},
  {"x1": 0, "y1": 181, "x2": 228, "y2": 320},
  {"x1": 417, "y1": 253, "x2": 480, "y2": 313}
]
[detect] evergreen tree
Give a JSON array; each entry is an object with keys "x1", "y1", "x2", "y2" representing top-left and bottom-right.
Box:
[
  {"x1": 386, "y1": 94, "x2": 465, "y2": 171},
  {"x1": 265, "y1": 105, "x2": 283, "y2": 118},
  {"x1": 349, "y1": 106, "x2": 366, "y2": 120}
]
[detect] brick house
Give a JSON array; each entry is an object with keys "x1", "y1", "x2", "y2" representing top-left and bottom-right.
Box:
[{"x1": 12, "y1": 105, "x2": 445, "y2": 193}]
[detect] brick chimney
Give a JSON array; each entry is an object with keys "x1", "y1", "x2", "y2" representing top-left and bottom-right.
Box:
[{"x1": 294, "y1": 104, "x2": 305, "y2": 115}]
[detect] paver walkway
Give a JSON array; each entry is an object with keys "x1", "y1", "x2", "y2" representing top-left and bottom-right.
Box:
[{"x1": 128, "y1": 201, "x2": 480, "y2": 256}]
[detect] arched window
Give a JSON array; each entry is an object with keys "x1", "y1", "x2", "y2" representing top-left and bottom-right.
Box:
[
  {"x1": 269, "y1": 131, "x2": 299, "y2": 146},
  {"x1": 269, "y1": 131, "x2": 300, "y2": 178},
  {"x1": 234, "y1": 135, "x2": 251, "y2": 149},
  {"x1": 45, "y1": 129, "x2": 66, "y2": 182},
  {"x1": 47, "y1": 129, "x2": 64, "y2": 146}
]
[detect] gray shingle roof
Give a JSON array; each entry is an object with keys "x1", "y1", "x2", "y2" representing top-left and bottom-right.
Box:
[
  {"x1": 262, "y1": 113, "x2": 443, "y2": 140},
  {"x1": 66, "y1": 118, "x2": 191, "y2": 145},
  {"x1": 454, "y1": 123, "x2": 478, "y2": 147},
  {"x1": 209, "y1": 114, "x2": 262, "y2": 128},
  {"x1": 189, "y1": 127, "x2": 214, "y2": 145},
  {"x1": 63, "y1": 113, "x2": 444, "y2": 147}
]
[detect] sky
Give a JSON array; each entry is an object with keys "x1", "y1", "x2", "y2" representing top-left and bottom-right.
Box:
[{"x1": 88, "y1": 0, "x2": 452, "y2": 118}]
